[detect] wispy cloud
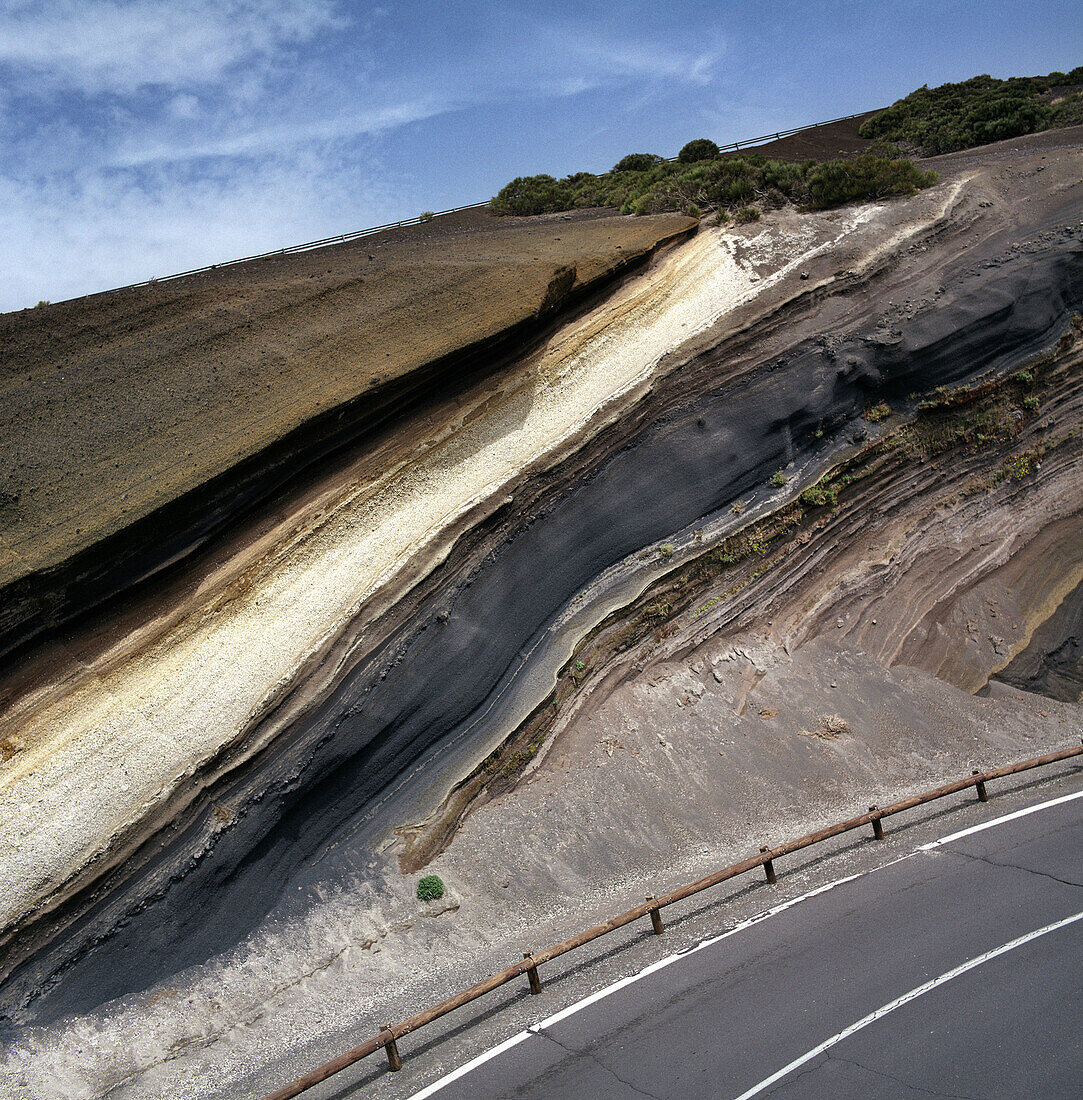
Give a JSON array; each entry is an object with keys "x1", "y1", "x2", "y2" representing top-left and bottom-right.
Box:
[
  {"x1": 0, "y1": 0, "x2": 342, "y2": 93},
  {"x1": 0, "y1": 2, "x2": 730, "y2": 310}
]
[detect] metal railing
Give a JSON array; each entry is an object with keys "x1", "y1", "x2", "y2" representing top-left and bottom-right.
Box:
[
  {"x1": 53, "y1": 112, "x2": 870, "y2": 308},
  {"x1": 262, "y1": 738, "x2": 1082, "y2": 1099}
]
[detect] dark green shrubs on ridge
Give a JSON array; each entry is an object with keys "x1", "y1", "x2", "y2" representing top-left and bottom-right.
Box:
[
  {"x1": 490, "y1": 151, "x2": 937, "y2": 220},
  {"x1": 678, "y1": 137, "x2": 721, "y2": 163},
  {"x1": 612, "y1": 152, "x2": 664, "y2": 172},
  {"x1": 859, "y1": 67, "x2": 1083, "y2": 155}
]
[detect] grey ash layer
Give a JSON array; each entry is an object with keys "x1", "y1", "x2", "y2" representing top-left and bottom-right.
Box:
[{"x1": 6, "y1": 182, "x2": 1081, "y2": 1031}]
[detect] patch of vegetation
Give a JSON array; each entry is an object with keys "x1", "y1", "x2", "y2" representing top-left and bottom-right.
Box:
[
  {"x1": 769, "y1": 470, "x2": 788, "y2": 487},
  {"x1": 490, "y1": 149, "x2": 937, "y2": 220},
  {"x1": 659, "y1": 542, "x2": 675, "y2": 557},
  {"x1": 418, "y1": 211, "x2": 435, "y2": 221},
  {"x1": 417, "y1": 874, "x2": 445, "y2": 902},
  {"x1": 613, "y1": 152, "x2": 664, "y2": 172},
  {"x1": 1023, "y1": 395, "x2": 1040, "y2": 412},
  {"x1": 799, "y1": 480, "x2": 839, "y2": 508},
  {"x1": 864, "y1": 402, "x2": 892, "y2": 422},
  {"x1": 859, "y1": 68, "x2": 1083, "y2": 155},
  {"x1": 678, "y1": 138, "x2": 721, "y2": 163}
]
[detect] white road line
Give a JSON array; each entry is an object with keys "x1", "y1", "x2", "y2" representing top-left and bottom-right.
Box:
[
  {"x1": 919, "y1": 788, "x2": 1083, "y2": 850},
  {"x1": 407, "y1": 787, "x2": 1083, "y2": 1099},
  {"x1": 731, "y1": 909, "x2": 1083, "y2": 1100},
  {"x1": 404, "y1": 869, "x2": 885, "y2": 1100}
]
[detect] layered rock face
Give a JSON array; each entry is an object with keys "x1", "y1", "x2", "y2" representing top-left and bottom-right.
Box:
[{"x1": 1, "y1": 129, "x2": 1081, "y2": 1098}]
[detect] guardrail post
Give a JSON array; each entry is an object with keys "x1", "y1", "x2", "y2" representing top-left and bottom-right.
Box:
[
  {"x1": 972, "y1": 770, "x2": 989, "y2": 802},
  {"x1": 869, "y1": 805, "x2": 885, "y2": 840},
  {"x1": 760, "y1": 846, "x2": 777, "y2": 884},
  {"x1": 523, "y1": 952, "x2": 542, "y2": 995},
  {"x1": 381, "y1": 1025, "x2": 402, "y2": 1071},
  {"x1": 646, "y1": 895, "x2": 665, "y2": 935}
]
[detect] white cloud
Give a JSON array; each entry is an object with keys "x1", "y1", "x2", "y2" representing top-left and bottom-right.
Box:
[
  {"x1": 109, "y1": 97, "x2": 450, "y2": 168},
  {"x1": 0, "y1": 153, "x2": 410, "y2": 311},
  {"x1": 0, "y1": 0, "x2": 342, "y2": 94}
]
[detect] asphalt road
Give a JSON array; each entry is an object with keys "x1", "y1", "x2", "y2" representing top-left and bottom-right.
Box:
[{"x1": 406, "y1": 790, "x2": 1083, "y2": 1100}]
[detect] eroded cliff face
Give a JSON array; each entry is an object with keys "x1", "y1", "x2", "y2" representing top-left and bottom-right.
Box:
[{"x1": 1, "y1": 129, "x2": 1081, "y2": 1099}]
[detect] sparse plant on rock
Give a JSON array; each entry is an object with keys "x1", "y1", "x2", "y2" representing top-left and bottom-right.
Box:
[{"x1": 417, "y1": 874, "x2": 445, "y2": 902}]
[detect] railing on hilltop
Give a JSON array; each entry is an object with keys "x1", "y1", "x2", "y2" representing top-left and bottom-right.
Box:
[{"x1": 49, "y1": 112, "x2": 870, "y2": 308}]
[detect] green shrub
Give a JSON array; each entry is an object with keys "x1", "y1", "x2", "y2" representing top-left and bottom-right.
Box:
[
  {"x1": 491, "y1": 144, "x2": 935, "y2": 220},
  {"x1": 770, "y1": 470, "x2": 788, "y2": 487},
  {"x1": 612, "y1": 152, "x2": 664, "y2": 173},
  {"x1": 805, "y1": 154, "x2": 938, "y2": 209},
  {"x1": 800, "y1": 484, "x2": 838, "y2": 508},
  {"x1": 735, "y1": 205, "x2": 761, "y2": 223},
  {"x1": 864, "y1": 402, "x2": 892, "y2": 422},
  {"x1": 678, "y1": 138, "x2": 721, "y2": 163},
  {"x1": 490, "y1": 174, "x2": 574, "y2": 215},
  {"x1": 418, "y1": 211, "x2": 435, "y2": 222},
  {"x1": 1048, "y1": 92, "x2": 1083, "y2": 128},
  {"x1": 859, "y1": 68, "x2": 1083, "y2": 155},
  {"x1": 417, "y1": 874, "x2": 445, "y2": 902}
]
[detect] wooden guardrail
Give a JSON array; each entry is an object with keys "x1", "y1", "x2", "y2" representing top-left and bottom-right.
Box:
[
  {"x1": 262, "y1": 738, "x2": 1082, "y2": 1099},
  {"x1": 49, "y1": 112, "x2": 870, "y2": 309}
]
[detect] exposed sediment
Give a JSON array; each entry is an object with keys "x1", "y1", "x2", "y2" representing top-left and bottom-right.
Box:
[
  {"x1": 0, "y1": 209, "x2": 695, "y2": 662},
  {"x1": 1, "y1": 128, "x2": 1082, "y2": 1099}
]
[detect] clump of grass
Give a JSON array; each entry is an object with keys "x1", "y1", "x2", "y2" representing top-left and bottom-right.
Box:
[
  {"x1": 864, "y1": 402, "x2": 892, "y2": 422},
  {"x1": 769, "y1": 470, "x2": 788, "y2": 487},
  {"x1": 659, "y1": 542, "x2": 675, "y2": 557},
  {"x1": 799, "y1": 481, "x2": 839, "y2": 508},
  {"x1": 418, "y1": 211, "x2": 435, "y2": 221},
  {"x1": 735, "y1": 205, "x2": 761, "y2": 223},
  {"x1": 1023, "y1": 395, "x2": 1039, "y2": 412},
  {"x1": 417, "y1": 874, "x2": 445, "y2": 902}
]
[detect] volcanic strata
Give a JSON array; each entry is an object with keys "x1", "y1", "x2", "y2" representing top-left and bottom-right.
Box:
[{"x1": 1, "y1": 127, "x2": 1081, "y2": 1100}]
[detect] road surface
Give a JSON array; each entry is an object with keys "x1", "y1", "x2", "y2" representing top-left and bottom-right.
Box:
[{"x1": 407, "y1": 789, "x2": 1083, "y2": 1099}]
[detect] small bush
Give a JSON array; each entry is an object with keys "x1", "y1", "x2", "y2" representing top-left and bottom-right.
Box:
[
  {"x1": 678, "y1": 138, "x2": 721, "y2": 163},
  {"x1": 1023, "y1": 395, "x2": 1039, "y2": 411},
  {"x1": 417, "y1": 874, "x2": 445, "y2": 902},
  {"x1": 864, "y1": 402, "x2": 892, "y2": 422},
  {"x1": 735, "y1": 205, "x2": 761, "y2": 223},
  {"x1": 418, "y1": 210, "x2": 435, "y2": 222},
  {"x1": 490, "y1": 174, "x2": 574, "y2": 216},
  {"x1": 612, "y1": 152, "x2": 664, "y2": 173},
  {"x1": 770, "y1": 470, "x2": 788, "y2": 487},
  {"x1": 805, "y1": 155, "x2": 938, "y2": 209}
]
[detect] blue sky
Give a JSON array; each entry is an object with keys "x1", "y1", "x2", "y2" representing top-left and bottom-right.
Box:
[{"x1": 2, "y1": 0, "x2": 1080, "y2": 311}]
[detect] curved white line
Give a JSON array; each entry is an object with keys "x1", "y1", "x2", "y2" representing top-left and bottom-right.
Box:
[
  {"x1": 406, "y1": 788, "x2": 1082, "y2": 1099},
  {"x1": 919, "y1": 788, "x2": 1083, "y2": 850},
  {"x1": 404, "y1": 871, "x2": 874, "y2": 1100},
  {"x1": 731, "y1": 909, "x2": 1083, "y2": 1100}
]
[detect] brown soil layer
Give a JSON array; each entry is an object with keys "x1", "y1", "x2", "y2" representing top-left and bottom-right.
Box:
[
  {"x1": 725, "y1": 110, "x2": 881, "y2": 161},
  {"x1": 0, "y1": 207, "x2": 694, "y2": 657}
]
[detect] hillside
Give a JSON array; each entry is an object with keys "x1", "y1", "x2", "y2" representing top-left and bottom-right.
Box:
[{"x1": 0, "y1": 109, "x2": 1080, "y2": 1100}]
